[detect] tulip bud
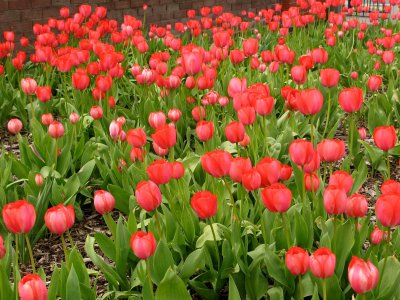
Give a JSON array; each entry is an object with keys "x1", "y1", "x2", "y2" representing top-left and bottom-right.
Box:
[
  {"x1": 130, "y1": 231, "x2": 157, "y2": 260},
  {"x1": 348, "y1": 257, "x2": 379, "y2": 294},
  {"x1": 358, "y1": 127, "x2": 367, "y2": 140},
  {"x1": 146, "y1": 159, "x2": 173, "y2": 185},
  {"x1": 171, "y1": 161, "x2": 184, "y2": 179},
  {"x1": 261, "y1": 183, "x2": 292, "y2": 213},
  {"x1": 323, "y1": 185, "x2": 347, "y2": 215},
  {"x1": 2, "y1": 200, "x2": 36, "y2": 234},
  {"x1": 18, "y1": 274, "x2": 48, "y2": 300},
  {"x1": 328, "y1": 170, "x2": 353, "y2": 194},
  {"x1": 135, "y1": 180, "x2": 162, "y2": 212},
  {"x1": 373, "y1": 126, "x2": 397, "y2": 151},
  {"x1": 285, "y1": 247, "x2": 310, "y2": 276},
  {"x1": 41, "y1": 113, "x2": 54, "y2": 126},
  {"x1": 48, "y1": 121, "x2": 65, "y2": 138},
  {"x1": 7, "y1": 118, "x2": 23, "y2": 135},
  {"x1": 310, "y1": 248, "x2": 336, "y2": 278},
  {"x1": 109, "y1": 120, "x2": 122, "y2": 141},
  {"x1": 94, "y1": 190, "x2": 115, "y2": 215},
  {"x1": 69, "y1": 112, "x2": 80, "y2": 124},
  {"x1": 90, "y1": 106, "x2": 103, "y2": 120},
  {"x1": 304, "y1": 172, "x2": 320, "y2": 192},
  {"x1": 148, "y1": 112, "x2": 166, "y2": 129},
  {"x1": 44, "y1": 204, "x2": 75, "y2": 235},
  {"x1": 370, "y1": 226, "x2": 383, "y2": 245},
  {"x1": 196, "y1": 121, "x2": 215, "y2": 142},
  {"x1": 35, "y1": 173, "x2": 44, "y2": 187},
  {"x1": 201, "y1": 150, "x2": 232, "y2": 178},
  {"x1": 191, "y1": 190, "x2": 218, "y2": 219},
  {"x1": 225, "y1": 121, "x2": 245, "y2": 143}
]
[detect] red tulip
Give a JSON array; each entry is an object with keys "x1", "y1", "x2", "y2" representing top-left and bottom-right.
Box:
[
  {"x1": 196, "y1": 121, "x2": 215, "y2": 142},
  {"x1": 373, "y1": 126, "x2": 397, "y2": 151},
  {"x1": 311, "y1": 48, "x2": 328, "y2": 64},
  {"x1": 370, "y1": 226, "x2": 383, "y2": 245},
  {"x1": 168, "y1": 108, "x2": 182, "y2": 122},
  {"x1": 320, "y1": 68, "x2": 340, "y2": 87},
  {"x1": 127, "y1": 128, "x2": 147, "y2": 148},
  {"x1": 256, "y1": 157, "x2": 282, "y2": 187},
  {"x1": 130, "y1": 231, "x2": 157, "y2": 260},
  {"x1": 69, "y1": 112, "x2": 80, "y2": 124},
  {"x1": 291, "y1": 65, "x2": 307, "y2": 85},
  {"x1": 21, "y1": 78, "x2": 37, "y2": 95},
  {"x1": 230, "y1": 157, "x2": 252, "y2": 183},
  {"x1": 2, "y1": 200, "x2": 36, "y2": 234},
  {"x1": 181, "y1": 45, "x2": 204, "y2": 75},
  {"x1": 296, "y1": 88, "x2": 324, "y2": 115},
  {"x1": 243, "y1": 38, "x2": 258, "y2": 56},
  {"x1": 79, "y1": 4, "x2": 92, "y2": 17},
  {"x1": 317, "y1": 139, "x2": 345, "y2": 162},
  {"x1": 346, "y1": 193, "x2": 368, "y2": 217},
  {"x1": 304, "y1": 172, "x2": 320, "y2": 192},
  {"x1": 381, "y1": 179, "x2": 400, "y2": 195},
  {"x1": 230, "y1": 49, "x2": 245, "y2": 64},
  {"x1": 90, "y1": 106, "x2": 103, "y2": 120},
  {"x1": 367, "y1": 75, "x2": 383, "y2": 92},
  {"x1": 255, "y1": 96, "x2": 275, "y2": 116},
  {"x1": 382, "y1": 50, "x2": 395, "y2": 64},
  {"x1": 289, "y1": 140, "x2": 314, "y2": 167},
  {"x1": 310, "y1": 248, "x2": 336, "y2": 278},
  {"x1": 72, "y1": 70, "x2": 90, "y2": 90},
  {"x1": 225, "y1": 121, "x2": 245, "y2": 143},
  {"x1": 44, "y1": 204, "x2": 75, "y2": 235},
  {"x1": 148, "y1": 112, "x2": 166, "y2": 129},
  {"x1": 36, "y1": 86, "x2": 52, "y2": 102},
  {"x1": 323, "y1": 185, "x2": 347, "y2": 215},
  {"x1": 338, "y1": 87, "x2": 363, "y2": 113},
  {"x1": 48, "y1": 121, "x2": 64, "y2": 138},
  {"x1": 329, "y1": 170, "x2": 353, "y2": 194},
  {"x1": 261, "y1": 183, "x2": 292, "y2": 213},
  {"x1": 0, "y1": 234, "x2": 5, "y2": 259},
  {"x1": 201, "y1": 150, "x2": 232, "y2": 178},
  {"x1": 303, "y1": 150, "x2": 320, "y2": 173},
  {"x1": 18, "y1": 274, "x2": 48, "y2": 300},
  {"x1": 285, "y1": 247, "x2": 310, "y2": 276},
  {"x1": 41, "y1": 113, "x2": 53, "y2": 126},
  {"x1": 348, "y1": 257, "x2": 379, "y2": 294},
  {"x1": 375, "y1": 193, "x2": 400, "y2": 227},
  {"x1": 135, "y1": 181, "x2": 162, "y2": 212},
  {"x1": 171, "y1": 162, "x2": 184, "y2": 179},
  {"x1": 146, "y1": 159, "x2": 173, "y2": 185},
  {"x1": 7, "y1": 118, "x2": 23, "y2": 135},
  {"x1": 358, "y1": 127, "x2": 367, "y2": 140},
  {"x1": 279, "y1": 165, "x2": 293, "y2": 181},
  {"x1": 130, "y1": 147, "x2": 146, "y2": 162},
  {"x1": 191, "y1": 191, "x2": 218, "y2": 219},
  {"x1": 109, "y1": 120, "x2": 122, "y2": 141},
  {"x1": 242, "y1": 169, "x2": 262, "y2": 191},
  {"x1": 151, "y1": 125, "x2": 177, "y2": 149},
  {"x1": 228, "y1": 77, "x2": 247, "y2": 98},
  {"x1": 94, "y1": 190, "x2": 115, "y2": 215}
]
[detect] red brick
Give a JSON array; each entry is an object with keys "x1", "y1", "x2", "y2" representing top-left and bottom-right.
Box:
[
  {"x1": 8, "y1": 0, "x2": 31, "y2": 9},
  {"x1": 52, "y1": 0, "x2": 70, "y2": 5},
  {"x1": 114, "y1": 0, "x2": 130, "y2": 9},
  {"x1": 0, "y1": 0, "x2": 8, "y2": 10},
  {"x1": 22, "y1": 9, "x2": 43, "y2": 21},
  {"x1": 31, "y1": 0, "x2": 51, "y2": 7},
  {"x1": 0, "y1": 10, "x2": 21, "y2": 23},
  {"x1": 42, "y1": 7, "x2": 60, "y2": 18}
]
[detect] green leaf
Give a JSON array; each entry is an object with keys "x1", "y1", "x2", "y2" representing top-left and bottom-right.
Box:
[
  {"x1": 115, "y1": 217, "x2": 130, "y2": 278},
  {"x1": 68, "y1": 249, "x2": 90, "y2": 286},
  {"x1": 377, "y1": 256, "x2": 400, "y2": 299},
  {"x1": 47, "y1": 266, "x2": 60, "y2": 300},
  {"x1": 94, "y1": 233, "x2": 116, "y2": 261},
  {"x1": 196, "y1": 223, "x2": 224, "y2": 248},
  {"x1": 267, "y1": 287, "x2": 284, "y2": 300},
  {"x1": 108, "y1": 184, "x2": 130, "y2": 214},
  {"x1": 264, "y1": 246, "x2": 294, "y2": 290},
  {"x1": 228, "y1": 275, "x2": 241, "y2": 300},
  {"x1": 151, "y1": 239, "x2": 174, "y2": 285},
  {"x1": 77, "y1": 159, "x2": 96, "y2": 184},
  {"x1": 179, "y1": 248, "x2": 205, "y2": 279},
  {"x1": 155, "y1": 268, "x2": 191, "y2": 300},
  {"x1": 66, "y1": 266, "x2": 81, "y2": 300},
  {"x1": 0, "y1": 266, "x2": 12, "y2": 299},
  {"x1": 333, "y1": 220, "x2": 355, "y2": 279}
]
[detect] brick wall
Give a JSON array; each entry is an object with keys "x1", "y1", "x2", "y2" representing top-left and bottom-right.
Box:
[{"x1": 0, "y1": 0, "x2": 279, "y2": 40}]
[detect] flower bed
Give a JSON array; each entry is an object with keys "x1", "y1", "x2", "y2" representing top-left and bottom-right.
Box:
[{"x1": 1, "y1": 1, "x2": 400, "y2": 299}]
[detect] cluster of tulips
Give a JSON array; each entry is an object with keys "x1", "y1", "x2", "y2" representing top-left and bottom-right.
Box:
[{"x1": 1, "y1": 0, "x2": 400, "y2": 299}]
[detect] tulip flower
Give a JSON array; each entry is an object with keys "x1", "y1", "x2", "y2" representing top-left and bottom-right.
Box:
[
  {"x1": 21, "y1": 78, "x2": 37, "y2": 95},
  {"x1": 35, "y1": 86, "x2": 52, "y2": 102},
  {"x1": 181, "y1": 45, "x2": 203, "y2": 75},
  {"x1": 381, "y1": 179, "x2": 400, "y2": 195},
  {"x1": 229, "y1": 157, "x2": 252, "y2": 183},
  {"x1": 346, "y1": 193, "x2": 368, "y2": 218},
  {"x1": 338, "y1": 87, "x2": 363, "y2": 113},
  {"x1": 310, "y1": 248, "x2": 336, "y2": 284},
  {"x1": 242, "y1": 169, "x2": 261, "y2": 191},
  {"x1": 69, "y1": 112, "x2": 80, "y2": 124},
  {"x1": 370, "y1": 226, "x2": 383, "y2": 245},
  {"x1": 201, "y1": 150, "x2": 232, "y2": 178},
  {"x1": 151, "y1": 124, "x2": 177, "y2": 150},
  {"x1": 225, "y1": 121, "x2": 245, "y2": 144},
  {"x1": 44, "y1": 204, "x2": 75, "y2": 235},
  {"x1": 190, "y1": 191, "x2": 218, "y2": 219},
  {"x1": 130, "y1": 231, "x2": 156, "y2": 260},
  {"x1": 148, "y1": 112, "x2": 166, "y2": 129},
  {"x1": 90, "y1": 106, "x2": 103, "y2": 120},
  {"x1": 317, "y1": 139, "x2": 345, "y2": 162},
  {"x1": 127, "y1": 128, "x2": 147, "y2": 148},
  {"x1": 348, "y1": 257, "x2": 379, "y2": 294},
  {"x1": 290, "y1": 65, "x2": 307, "y2": 85},
  {"x1": 146, "y1": 159, "x2": 173, "y2": 185},
  {"x1": 367, "y1": 75, "x2": 383, "y2": 92},
  {"x1": 256, "y1": 157, "x2": 282, "y2": 187},
  {"x1": 375, "y1": 193, "x2": 400, "y2": 227},
  {"x1": 320, "y1": 68, "x2": 340, "y2": 88},
  {"x1": 18, "y1": 274, "x2": 48, "y2": 300},
  {"x1": 196, "y1": 121, "x2": 215, "y2": 142},
  {"x1": 109, "y1": 120, "x2": 122, "y2": 141},
  {"x1": 304, "y1": 172, "x2": 320, "y2": 192},
  {"x1": 285, "y1": 246, "x2": 310, "y2": 276},
  {"x1": 289, "y1": 140, "x2": 314, "y2": 167},
  {"x1": 0, "y1": 234, "x2": 5, "y2": 259},
  {"x1": 279, "y1": 165, "x2": 293, "y2": 181},
  {"x1": 373, "y1": 125, "x2": 397, "y2": 179},
  {"x1": 171, "y1": 162, "x2": 184, "y2": 179},
  {"x1": 168, "y1": 108, "x2": 182, "y2": 122},
  {"x1": 135, "y1": 180, "x2": 162, "y2": 212},
  {"x1": 7, "y1": 118, "x2": 23, "y2": 135},
  {"x1": 94, "y1": 190, "x2": 115, "y2": 215},
  {"x1": 328, "y1": 170, "x2": 353, "y2": 194},
  {"x1": 323, "y1": 185, "x2": 347, "y2": 215},
  {"x1": 243, "y1": 38, "x2": 258, "y2": 56}
]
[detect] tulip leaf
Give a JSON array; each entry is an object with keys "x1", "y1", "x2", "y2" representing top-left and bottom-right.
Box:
[
  {"x1": 377, "y1": 256, "x2": 400, "y2": 299},
  {"x1": 68, "y1": 249, "x2": 90, "y2": 287},
  {"x1": 107, "y1": 184, "x2": 130, "y2": 214},
  {"x1": 229, "y1": 275, "x2": 242, "y2": 300},
  {"x1": 267, "y1": 287, "x2": 284, "y2": 300},
  {"x1": 94, "y1": 233, "x2": 116, "y2": 261},
  {"x1": 66, "y1": 266, "x2": 81, "y2": 300},
  {"x1": 47, "y1": 266, "x2": 60, "y2": 300},
  {"x1": 0, "y1": 266, "x2": 12, "y2": 299},
  {"x1": 264, "y1": 246, "x2": 294, "y2": 290},
  {"x1": 151, "y1": 239, "x2": 174, "y2": 285},
  {"x1": 115, "y1": 217, "x2": 130, "y2": 278},
  {"x1": 179, "y1": 248, "x2": 205, "y2": 279},
  {"x1": 155, "y1": 268, "x2": 191, "y2": 300},
  {"x1": 196, "y1": 223, "x2": 225, "y2": 248},
  {"x1": 334, "y1": 219, "x2": 355, "y2": 279},
  {"x1": 77, "y1": 159, "x2": 96, "y2": 184}
]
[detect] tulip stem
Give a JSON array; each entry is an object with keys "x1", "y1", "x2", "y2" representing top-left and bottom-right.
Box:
[
  {"x1": 386, "y1": 152, "x2": 390, "y2": 180},
  {"x1": 24, "y1": 233, "x2": 36, "y2": 274},
  {"x1": 299, "y1": 276, "x2": 304, "y2": 300},
  {"x1": 309, "y1": 116, "x2": 315, "y2": 146},
  {"x1": 14, "y1": 234, "x2": 19, "y2": 296},
  {"x1": 322, "y1": 279, "x2": 327, "y2": 300},
  {"x1": 145, "y1": 259, "x2": 155, "y2": 300},
  {"x1": 29, "y1": 95, "x2": 35, "y2": 120},
  {"x1": 61, "y1": 233, "x2": 68, "y2": 264},
  {"x1": 222, "y1": 177, "x2": 238, "y2": 222},
  {"x1": 322, "y1": 90, "x2": 331, "y2": 138},
  {"x1": 280, "y1": 213, "x2": 291, "y2": 249},
  {"x1": 378, "y1": 228, "x2": 391, "y2": 291},
  {"x1": 66, "y1": 230, "x2": 75, "y2": 248},
  {"x1": 153, "y1": 210, "x2": 163, "y2": 239},
  {"x1": 103, "y1": 213, "x2": 116, "y2": 239},
  {"x1": 55, "y1": 138, "x2": 58, "y2": 169},
  {"x1": 208, "y1": 219, "x2": 221, "y2": 271},
  {"x1": 333, "y1": 217, "x2": 337, "y2": 251}
]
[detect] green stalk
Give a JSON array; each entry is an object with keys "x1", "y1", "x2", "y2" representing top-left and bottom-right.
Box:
[
  {"x1": 222, "y1": 177, "x2": 239, "y2": 222},
  {"x1": 14, "y1": 234, "x2": 19, "y2": 300},
  {"x1": 299, "y1": 276, "x2": 304, "y2": 300},
  {"x1": 378, "y1": 228, "x2": 391, "y2": 290},
  {"x1": 154, "y1": 210, "x2": 163, "y2": 239},
  {"x1": 145, "y1": 259, "x2": 155, "y2": 300},
  {"x1": 281, "y1": 213, "x2": 292, "y2": 249},
  {"x1": 386, "y1": 151, "x2": 391, "y2": 180},
  {"x1": 322, "y1": 90, "x2": 332, "y2": 138},
  {"x1": 66, "y1": 230, "x2": 75, "y2": 248},
  {"x1": 208, "y1": 219, "x2": 221, "y2": 271},
  {"x1": 103, "y1": 212, "x2": 116, "y2": 239},
  {"x1": 60, "y1": 233, "x2": 68, "y2": 264},
  {"x1": 24, "y1": 233, "x2": 36, "y2": 273},
  {"x1": 322, "y1": 278, "x2": 327, "y2": 300}
]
